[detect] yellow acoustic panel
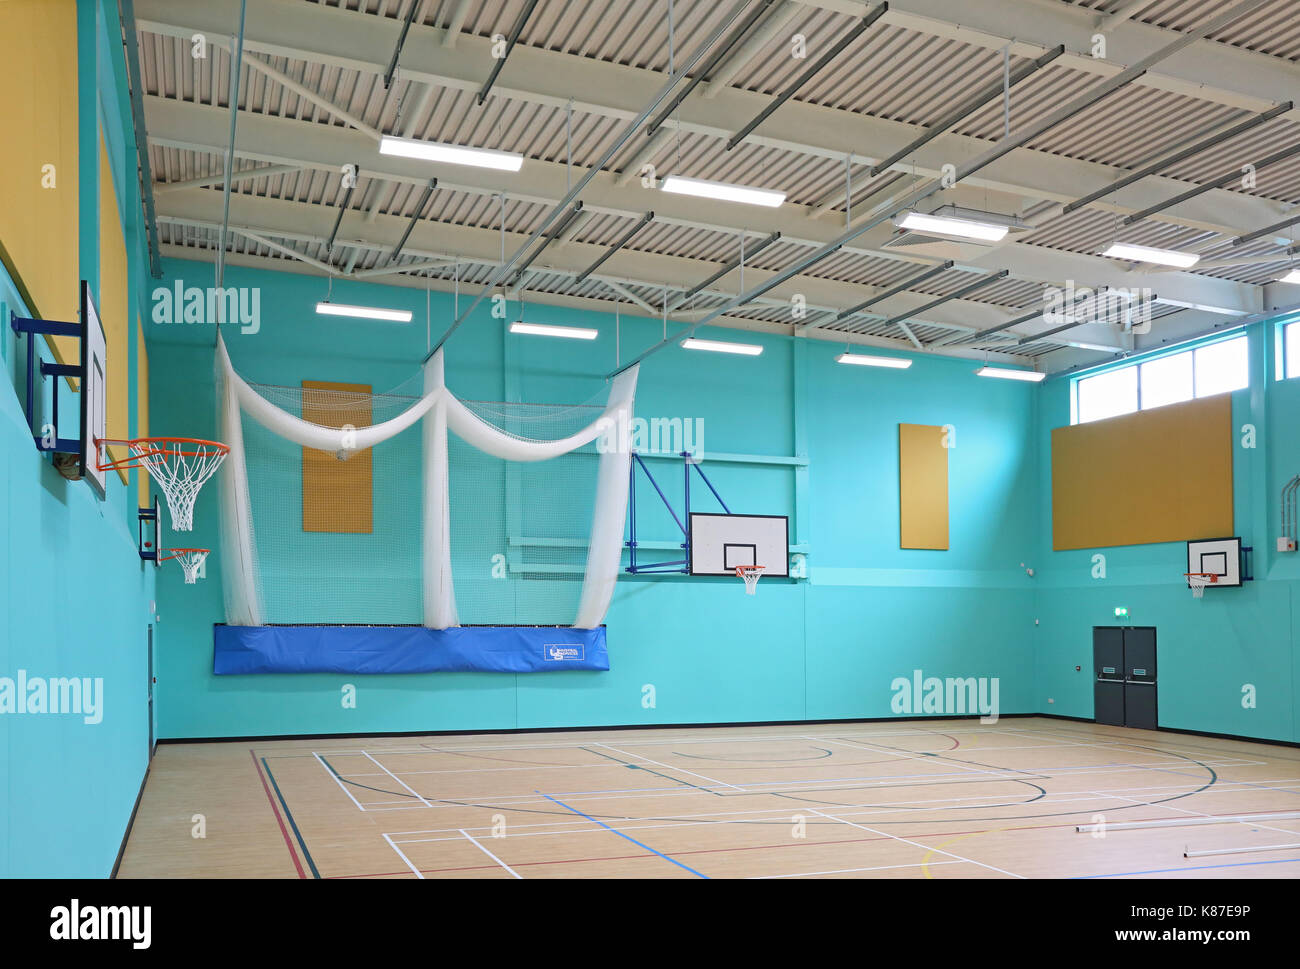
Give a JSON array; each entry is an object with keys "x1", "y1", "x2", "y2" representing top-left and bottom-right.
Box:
[
  {"x1": 899, "y1": 423, "x2": 949, "y2": 550},
  {"x1": 302, "y1": 381, "x2": 373, "y2": 534},
  {"x1": 99, "y1": 135, "x2": 129, "y2": 480},
  {"x1": 0, "y1": 0, "x2": 79, "y2": 368},
  {"x1": 1051, "y1": 394, "x2": 1233, "y2": 550}
]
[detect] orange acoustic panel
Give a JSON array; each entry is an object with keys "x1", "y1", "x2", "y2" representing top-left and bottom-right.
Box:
[
  {"x1": 302, "y1": 381, "x2": 373, "y2": 534},
  {"x1": 1051, "y1": 394, "x2": 1233, "y2": 550},
  {"x1": 899, "y1": 423, "x2": 949, "y2": 550}
]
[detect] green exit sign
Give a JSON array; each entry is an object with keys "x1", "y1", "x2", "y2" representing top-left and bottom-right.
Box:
[{"x1": 1114, "y1": 607, "x2": 1129, "y2": 618}]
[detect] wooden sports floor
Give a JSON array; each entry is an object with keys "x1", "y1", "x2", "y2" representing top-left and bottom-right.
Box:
[{"x1": 117, "y1": 717, "x2": 1300, "y2": 879}]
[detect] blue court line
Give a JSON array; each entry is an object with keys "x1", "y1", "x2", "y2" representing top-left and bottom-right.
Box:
[
  {"x1": 540, "y1": 792, "x2": 709, "y2": 878},
  {"x1": 262, "y1": 757, "x2": 321, "y2": 879},
  {"x1": 1076, "y1": 856, "x2": 1300, "y2": 878}
]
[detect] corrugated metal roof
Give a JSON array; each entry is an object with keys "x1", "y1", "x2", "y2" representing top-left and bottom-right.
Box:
[{"x1": 134, "y1": 0, "x2": 1300, "y2": 364}]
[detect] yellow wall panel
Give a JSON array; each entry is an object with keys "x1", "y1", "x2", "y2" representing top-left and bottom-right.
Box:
[
  {"x1": 899, "y1": 423, "x2": 949, "y2": 550},
  {"x1": 99, "y1": 135, "x2": 129, "y2": 480},
  {"x1": 0, "y1": 0, "x2": 79, "y2": 364},
  {"x1": 302, "y1": 381, "x2": 373, "y2": 534},
  {"x1": 1051, "y1": 394, "x2": 1233, "y2": 550}
]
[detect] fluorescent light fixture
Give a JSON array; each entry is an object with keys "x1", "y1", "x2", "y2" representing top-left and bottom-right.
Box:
[
  {"x1": 976, "y1": 366, "x2": 1046, "y2": 382},
  {"x1": 379, "y1": 135, "x2": 523, "y2": 172},
  {"x1": 835, "y1": 352, "x2": 912, "y2": 369},
  {"x1": 681, "y1": 337, "x2": 763, "y2": 356},
  {"x1": 894, "y1": 211, "x2": 1010, "y2": 242},
  {"x1": 510, "y1": 321, "x2": 598, "y2": 340},
  {"x1": 315, "y1": 301, "x2": 412, "y2": 322},
  {"x1": 1100, "y1": 242, "x2": 1200, "y2": 269},
  {"x1": 660, "y1": 176, "x2": 785, "y2": 208},
  {"x1": 1278, "y1": 269, "x2": 1300, "y2": 284}
]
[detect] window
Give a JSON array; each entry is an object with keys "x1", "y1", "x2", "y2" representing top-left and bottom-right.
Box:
[
  {"x1": 1194, "y1": 337, "x2": 1248, "y2": 397},
  {"x1": 1073, "y1": 334, "x2": 1248, "y2": 424},
  {"x1": 1140, "y1": 352, "x2": 1192, "y2": 410},
  {"x1": 1077, "y1": 366, "x2": 1137, "y2": 424},
  {"x1": 1286, "y1": 319, "x2": 1300, "y2": 380}
]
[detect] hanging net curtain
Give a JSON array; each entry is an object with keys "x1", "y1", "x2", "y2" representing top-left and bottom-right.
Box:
[{"x1": 213, "y1": 336, "x2": 638, "y2": 630}]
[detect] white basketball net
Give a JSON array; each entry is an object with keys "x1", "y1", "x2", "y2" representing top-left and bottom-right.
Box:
[
  {"x1": 132, "y1": 441, "x2": 228, "y2": 532},
  {"x1": 1188, "y1": 573, "x2": 1215, "y2": 599},
  {"x1": 737, "y1": 566, "x2": 765, "y2": 595},
  {"x1": 169, "y1": 549, "x2": 209, "y2": 585}
]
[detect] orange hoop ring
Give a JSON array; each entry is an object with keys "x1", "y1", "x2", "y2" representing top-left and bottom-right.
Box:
[{"x1": 95, "y1": 437, "x2": 230, "y2": 472}]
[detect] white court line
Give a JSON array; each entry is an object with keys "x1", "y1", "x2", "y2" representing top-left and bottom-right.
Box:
[
  {"x1": 810, "y1": 735, "x2": 1013, "y2": 780},
  {"x1": 752, "y1": 860, "x2": 964, "y2": 879},
  {"x1": 591, "y1": 741, "x2": 745, "y2": 792},
  {"x1": 380, "y1": 776, "x2": 1300, "y2": 840},
  {"x1": 307, "y1": 727, "x2": 970, "y2": 757},
  {"x1": 808, "y1": 808, "x2": 1025, "y2": 879},
  {"x1": 345, "y1": 761, "x2": 1293, "y2": 814},
  {"x1": 314, "y1": 751, "x2": 367, "y2": 812},
  {"x1": 459, "y1": 829, "x2": 522, "y2": 879},
  {"x1": 382, "y1": 833, "x2": 424, "y2": 879},
  {"x1": 363, "y1": 751, "x2": 433, "y2": 809}
]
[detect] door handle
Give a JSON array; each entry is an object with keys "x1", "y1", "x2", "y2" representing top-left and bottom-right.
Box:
[{"x1": 1124, "y1": 679, "x2": 1153, "y2": 685}]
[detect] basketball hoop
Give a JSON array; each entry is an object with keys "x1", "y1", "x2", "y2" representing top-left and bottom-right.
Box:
[
  {"x1": 1185, "y1": 572, "x2": 1218, "y2": 599},
  {"x1": 735, "y1": 565, "x2": 765, "y2": 595},
  {"x1": 161, "y1": 548, "x2": 209, "y2": 584},
  {"x1": 97, "y1": 438, "x2": 229, "y2": 531}
]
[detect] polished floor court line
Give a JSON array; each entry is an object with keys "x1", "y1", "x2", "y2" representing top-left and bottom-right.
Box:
[{"x1": 117, "y1": 717, "x2": 1300, "y2": 879}]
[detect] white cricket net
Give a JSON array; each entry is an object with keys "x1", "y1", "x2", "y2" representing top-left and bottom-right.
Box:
[{"x1": 214, "y1": 336, "x2": 637, "y2": 629}]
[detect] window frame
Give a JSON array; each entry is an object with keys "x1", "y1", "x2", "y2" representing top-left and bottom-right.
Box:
[{"x1": 1070, "y1": 329, "x2": 1250, "y2": 425}]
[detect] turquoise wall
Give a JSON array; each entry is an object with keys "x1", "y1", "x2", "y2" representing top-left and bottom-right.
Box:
[
  {"x1": 1032, "y1": 321, "x2": 1300, "y2": 744},
  {"x1": 146, "y1": 258, "x2": 1040, "y2": 738},
  {"x1": 0, "y1": 0, "x2": 156, "y2": 876}
]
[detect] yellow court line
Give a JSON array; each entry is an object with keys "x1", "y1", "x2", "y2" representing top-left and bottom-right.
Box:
[{"x1": 921, "y1": 827, "x2": 1007, "y2": 879}]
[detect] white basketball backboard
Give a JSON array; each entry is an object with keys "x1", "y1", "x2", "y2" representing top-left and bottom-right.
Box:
[
  {"x1": 1186, "y1": 537, "x2": 1241, "y2": 588},
  {"x1": 80, "y1": 281, "x2": 108, "y2": 499},
  {"x1": 689, "y1": 513, "x2": 789, "y2": 577}
]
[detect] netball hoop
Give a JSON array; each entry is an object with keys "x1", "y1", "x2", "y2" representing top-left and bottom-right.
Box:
[{"x1": 97, "y1": 437, "x2": 229, "y2": 531}]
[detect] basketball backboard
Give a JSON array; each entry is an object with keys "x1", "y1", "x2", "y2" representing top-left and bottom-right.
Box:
[
  {"x1": 689, "y1": 513, "x2": 789, "y2": 577},
  {"x1": 79, "y1": 280, "x2": 108, "y2": 498},
  {"x1": 1186, "y1": 537, "x2": 1242, "y2": 589}
]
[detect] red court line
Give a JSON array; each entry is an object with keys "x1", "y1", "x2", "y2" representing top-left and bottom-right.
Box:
[{"x1": 250, "y1": 748, "x2": 307, "y2": 879}]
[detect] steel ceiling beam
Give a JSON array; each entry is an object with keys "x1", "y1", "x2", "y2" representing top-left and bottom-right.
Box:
[
  {"x1": 605, "y1": 0, "x2": 1268, "y2": 377},
  {"x1": 383, "y1": 0, "x2": 421, "y2": 88},
  {"x1": 426, "y1": 0, "x2": 767, "y2": 360},
  {"x1": 643, "y1": 0, "x2": 779, "y2": 138},
  {"x1": 1062, "y1": 101, "x2": 1292, "y2": 216},
  {"x1": 724, "y1": 5, "x2": 889, "y2": 151},
  {"x1": 576, "y1": 211, "x2": 654, "y2": 283},
  {"x1": 1121, "y1": 141, "x2": 1300, "y2": 226},
  {"x1": 476, "y1": 0, "x2": 541, "y2": 105},
  {"x1": 867, "y1": 44, "x2": 1064, "y2": 177},
  {"x1": 118, "y1": 0, "x2": 164, "y2": 277}
]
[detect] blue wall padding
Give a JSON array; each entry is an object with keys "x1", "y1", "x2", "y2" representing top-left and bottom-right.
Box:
[{"x1": 213, "y1": 624, "x2": 609, "y2": 674}]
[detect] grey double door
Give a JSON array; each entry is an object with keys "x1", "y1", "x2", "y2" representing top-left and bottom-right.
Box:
[{"x1": 1093, "y1": 626, "x2": 1157, "y2": 730}]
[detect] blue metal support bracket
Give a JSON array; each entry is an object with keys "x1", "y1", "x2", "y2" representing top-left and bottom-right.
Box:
[{"x1": 10, "y1": 313, "x2": 83, "y2": 454}]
